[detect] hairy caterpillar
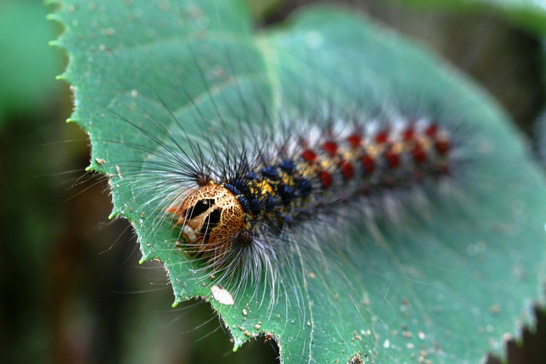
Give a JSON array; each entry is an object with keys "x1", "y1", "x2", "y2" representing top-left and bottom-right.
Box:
[
  {"x1": 162, "y1": 115, "x2": 453, "y2": 289},
  {"x1": 53, "y1": 0, "x2": 546, "y2": 363}
]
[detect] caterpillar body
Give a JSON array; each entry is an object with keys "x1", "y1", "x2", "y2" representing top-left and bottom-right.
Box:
[{"x1": 166, "y1": 119, "x2": 452, "y2": 273}]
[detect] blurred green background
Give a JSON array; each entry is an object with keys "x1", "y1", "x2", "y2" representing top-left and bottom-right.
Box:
[{"x1": 0, "y1": 0, "x2": 544, "y2": 363}]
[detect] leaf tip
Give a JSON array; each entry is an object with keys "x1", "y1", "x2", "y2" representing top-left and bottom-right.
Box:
[
  {"x1": 45, "y1": 13, "x2": 58, "y2": 21},
  {"x1": 232, "y1": 340, "x2": 243, "y2": 352}
]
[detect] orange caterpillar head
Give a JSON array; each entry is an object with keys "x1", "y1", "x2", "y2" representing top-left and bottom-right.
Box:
[{"x1": 167, "y1": 184, "x2": 249, "y2": 255}]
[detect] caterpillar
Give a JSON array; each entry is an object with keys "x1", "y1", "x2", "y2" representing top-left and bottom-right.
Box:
[{"x1": 165, "y1": 117, "x2": 452, "y2": 281}]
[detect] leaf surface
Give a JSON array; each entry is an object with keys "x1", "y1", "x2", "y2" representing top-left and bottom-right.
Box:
[{"x1": 52, "y1": 0, "x2": 546, "y2": 362}]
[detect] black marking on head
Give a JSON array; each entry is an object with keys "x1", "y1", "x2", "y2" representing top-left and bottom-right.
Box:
[
  {"x1": 185, "y1": 198, "x2": 215, "y2": 220},
  {"x1": 200, "y1": 209, "x2": 221, "y2": 243}
]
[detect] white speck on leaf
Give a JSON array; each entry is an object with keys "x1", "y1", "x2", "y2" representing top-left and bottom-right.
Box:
[{"x1": 211, "y1": 285, "x2": 234, "y2": 305}]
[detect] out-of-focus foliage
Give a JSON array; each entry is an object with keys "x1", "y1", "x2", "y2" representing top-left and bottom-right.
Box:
[
  {"x1": 0, "y1": 0, "x2": 61, "y2": 127},
  {"x1": 396, "y1": 0, "x2": 546, "y2": 35}
]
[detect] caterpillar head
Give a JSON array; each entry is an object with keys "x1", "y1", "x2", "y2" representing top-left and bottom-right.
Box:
[{"x1": 168, "y1": 184, "x2": 247, "y2": 251}]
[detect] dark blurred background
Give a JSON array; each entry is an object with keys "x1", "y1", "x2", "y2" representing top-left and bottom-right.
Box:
[{"x1": 0, "y1": 0, "x2": 544, "y2": 363}]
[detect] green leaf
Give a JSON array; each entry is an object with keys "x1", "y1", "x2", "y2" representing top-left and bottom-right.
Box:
[
  {"x1": 52, "y1": 0, "x2": 546, "y2": 363},
  {"x1": 395, "y1": 0, "x2": 546, "y2": 35}
]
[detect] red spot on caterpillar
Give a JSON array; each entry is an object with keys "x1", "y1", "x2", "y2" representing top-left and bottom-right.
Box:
[
  {"x1": 322, "y1": 141, "x2": 338, "y2": 157},
  {"x1": 375, "y1": 131, "x2": 389, "y2": 144},
  {"x1": 385, "y1": 149, "x2": 400, "y2": 169},
  {"x1": 412, "y1": 145, "x2": 426, "y2": 163},
  {"x1": 426, "y1": 124, "x2": 438, "y2": 137},
  {"x1": 302, "y1": 149, "x2": 317, "y2": 164},
  {"x1": 403, "y1": 128, "x2": 414, "y2": 141},
  {"x1": 319, "y1": 171, "x2": 333, "y2": 189},
  {"x1": 360, "y1": 155, "x2": 375, "y2": 174},
  {"x1": 347, "y1": 133, "x2": 362, "y2": 148},
  {"x1": 435, "y1": 139, "x2": 450, "y2": 156},
  {"x1": 340, "y1": 161, "x2": 355, "y2": 180}
]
